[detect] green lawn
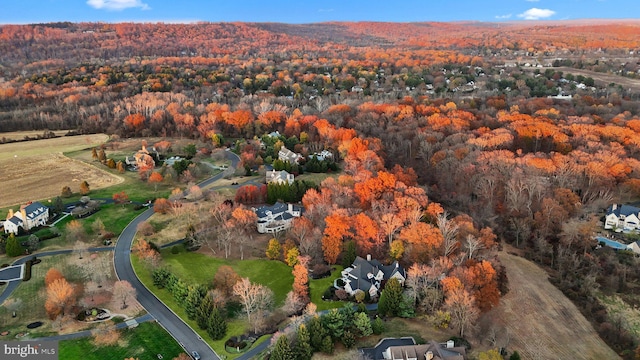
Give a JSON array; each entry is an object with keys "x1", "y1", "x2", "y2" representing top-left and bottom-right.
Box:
[
  {"x1": 81, "y1": 203, "x2": 147, "y2": 237},
  {"x1": 309, "y1": 266, "x2": 346, "y2": 311},
  {"x1": 59, "y1": 321, "x2": 185, "y2": 360},
  {"x1": 132, "y1": 252, "x2": 295, "y2": 359},
  {"x1": 159, "y1": 251, "x2": 294, "y2": 305},
  {"x1": 133, "y1": 256, "x2": 245, "y2": 359}
]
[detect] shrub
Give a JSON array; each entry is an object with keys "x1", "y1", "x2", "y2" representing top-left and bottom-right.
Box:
[
  {"x1": 311, "y1": 263, "x2": 331, "y2": 279},
  {"x1": 322, "y1": 287, "x2": 334, "y2": 300},
  {"x1": 22, "y1": 260, "x2": 33, "y2": 281},
  {"x1": 171, "y1": 246, "x2": 180, "y2": 254}
]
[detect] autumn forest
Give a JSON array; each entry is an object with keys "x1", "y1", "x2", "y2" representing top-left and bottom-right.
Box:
[{"x1": 3, "y1": 20, "x2": 640, "y2": 358}]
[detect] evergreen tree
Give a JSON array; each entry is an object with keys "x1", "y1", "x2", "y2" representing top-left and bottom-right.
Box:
[
  {"x1": 372, "y1": 317, "x2": 385, "y2": 334},
  {"x1": 53, "y1": 196, "x2": 65, "y2": 215},
  {"x1": 354, "y1": 312, "x2": 373, "y2": 337},
  {"x1": 378, "y1": 278, "x2": 404, "y2": 317},
  {"x1": 320, "y1": 335, "x2": 334, "y2": 355},
  {"x1": 196, "y1": 293, "x2": 214, "y2": 330},
  {"x1": 509, "y1": 351, "x2": 521, "y2": 360},
  {"x1": 271, "y1": 334, "x2": 294, "y2": 360},
  {"x1": 206, "y1": 307, "x2": 227, "y2": 340},
  {"x1": 185, "y1": 284, "x2": 207, "y2": 320},
  {"x1": 293, "y1": 324, "x2": 313, "y2": 360},
  {"x1": 341, "y1": 330, "x2": 356, "y2": 348},
  {"x1": 341, "y1": 241, "x2": 357, "y2": 269},
  {"x1": 308, "y1": 316, "x2": 326, "y2": 352},
  {"x1": 321, "y1": 308, "x2": 345, "y2": 340},
  {"x1": 5, "y1": 234, "x2": 23, "y2": 257}
]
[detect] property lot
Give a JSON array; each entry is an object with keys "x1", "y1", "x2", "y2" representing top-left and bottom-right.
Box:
[{"x1": 0, "y1": 134, "x2": 122, "y2": 208}]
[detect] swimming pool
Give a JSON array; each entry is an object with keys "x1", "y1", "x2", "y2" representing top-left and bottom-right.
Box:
[{"x1": 596, "y1": 236, "x2": 629, "y2": 250}]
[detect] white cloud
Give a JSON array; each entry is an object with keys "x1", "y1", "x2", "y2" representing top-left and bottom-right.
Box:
[
  {"x1": 495, "y1": 14, "x2": 512, "y2": 19},
  {"x1": 318, "y1": 8, "x2": 334, "y2": 13},
  {"x1": 87, "y1": 0, "x2": 150, "y2": 11},
  {"x1": 518, "y1": 8, "x2": 555, "y2": 20}
]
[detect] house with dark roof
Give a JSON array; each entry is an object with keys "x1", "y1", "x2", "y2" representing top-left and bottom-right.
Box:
[
  {"x1": 360, "y1": 338, "x2": 466, "y2": 360},
  {"x1": 253, "y1": 202, "x2": 303, "y2": 234},
  {"x1": 338, "y1": 255, "x2": 406, "y2": 298},
  {"x1": 604, "y1": 204, "x2": 640, "y2": 231},
  {"x1": 4, "y1": 201, "x2": 49, "y2": 235}
]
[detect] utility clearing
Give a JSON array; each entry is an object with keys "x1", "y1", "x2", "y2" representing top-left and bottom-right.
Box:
[{"x1": 488, "y1": 251, "x2": 620, "y2": 360}]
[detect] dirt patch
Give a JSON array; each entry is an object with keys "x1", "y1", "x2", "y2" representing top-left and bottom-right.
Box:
[
  {"x1": 0, "y1": 153, "x2": 123, "y2": 208},
  {"x1": 486, "y1": 251, "x2": 620, "y2": 359}
]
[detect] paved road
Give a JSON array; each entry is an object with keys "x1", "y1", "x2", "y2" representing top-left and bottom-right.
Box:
[{"x1": 113, "y1": 150, "x2": 240, "y2": 360}]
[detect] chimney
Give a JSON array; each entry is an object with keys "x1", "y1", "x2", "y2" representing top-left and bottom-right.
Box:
[
  {"x1": 613, "y1": 204, "x2": 618, "y2": 210},
  {"x1": 288, "y1": 203, "x2": 293, "y2": 212},
  {"x1": 7, "y1": 209, "x2": 13, "y2": 220},
  {"x1": 426, "y1": 351, "x2": 434, "y2": 360},
  {"x1": 446, "y1": 340, "x2": 454, "y2": 349},
  {"x1": 366, "y1": 254, "x2": 371, "y2": 261}
]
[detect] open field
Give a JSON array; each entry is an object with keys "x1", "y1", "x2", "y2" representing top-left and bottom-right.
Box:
[
  {"x1": 486, "y1": 251, "x2": 620, "y2": 359},
  {"x1": 0, "y1": 130, "x2": 64, "y2": 142},
  {"x1": 0, "y1": 134, "x2": 122, "y2": 208},
  {"x1": 59, "y1": 322, "x2": 185, "y2": 360}
]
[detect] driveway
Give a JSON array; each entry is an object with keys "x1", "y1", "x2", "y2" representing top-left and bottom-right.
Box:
[
  {"x1": 0, "y1": 264, "x2": 24, "y2": 282},
  {"x1": 113, "y1": 149, "x2": 240, "y2": 360}
]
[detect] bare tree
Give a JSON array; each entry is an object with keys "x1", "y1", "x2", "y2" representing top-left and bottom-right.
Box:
[
  {"x1": 437, "y1": 212, "x2": 459, "y2": 257},
  {"x1": 463, "y1": 234, "x2": 484, "y2": 260},
  {"x1": 112, "y1": 280, "x2": 136, "y2": 309},
  {"x1": 233, "y1": 278, "x2": 274, "y2": 333}
]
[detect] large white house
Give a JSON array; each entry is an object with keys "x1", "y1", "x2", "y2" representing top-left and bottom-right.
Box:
[
  {"x1": 278, "y1": 148, "x2": 302, "y2": 164},
  {"x1": 4, "y1": 202, "x2": 49, "y2": 235},
  {"x1": 254, "y1": 202, "x2": 303, "y2": 234},
  {"x1": 266, "y1": 170, "x2": 294, "y2": 185},
  {"x1": 604, "y1": 204, "x2": 640, "y2": 231},
  {"x1": 338, "y1": 255, "x2": 406, "y2": 299}
]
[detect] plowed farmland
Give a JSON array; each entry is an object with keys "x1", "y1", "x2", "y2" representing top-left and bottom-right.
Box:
[{"x1": 0, "y1": 134, "x2": 122, "y2": 207}]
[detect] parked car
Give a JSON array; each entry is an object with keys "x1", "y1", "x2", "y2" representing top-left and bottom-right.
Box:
[{"x1": 191, "y1": 351, "x2": 200, "y2": 360}]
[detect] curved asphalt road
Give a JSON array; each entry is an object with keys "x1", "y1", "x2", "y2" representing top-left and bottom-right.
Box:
[{"x1": 113, "y1": 150, "x2": 240, "y2": 360}]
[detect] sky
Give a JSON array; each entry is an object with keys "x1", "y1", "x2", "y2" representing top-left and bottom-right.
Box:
[{"x1": 1, "y1": 0, "x2": 639, "y2": 24}]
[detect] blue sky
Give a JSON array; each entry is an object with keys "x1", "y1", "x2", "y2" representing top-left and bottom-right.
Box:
[{"x1": 1, "y1": 0, "x2": 638, "y2": 24}]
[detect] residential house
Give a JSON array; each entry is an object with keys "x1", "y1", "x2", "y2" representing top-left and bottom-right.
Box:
[
  {"x1": 278, "y1": 148, "x2": 302, "y2": 164},
  {"x1": 338, "y1": 255, "x2": 406, "y2": 298},
  {"x1": 164, "y1": 156, "x2": 183, "y2": 166},
  {"x1": 309, "y1": 150, "x2": 334, "y2": 162},
  {"x1": 604, "y1": 204, "x2": 640, "y2": 231},
  {"x1": 125, "y1": 145, "x2": 158, "y2": 169},
  {"x1": 4, "y1": 201, "x2": 49, "y2": 235},
  {"x1": 266, "y1": 170, "x2": 294, "y2": 185},
  {"x1": 254, "y1": 202, "x2": 303, "y2": 234},
  {"x1": 360, "y1": 338, "x2": 466, "y2": 360}
]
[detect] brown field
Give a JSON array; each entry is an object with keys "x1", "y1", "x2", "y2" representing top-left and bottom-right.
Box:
[
  {"x1": 0, "y1": 134, "x2": 123, "y2": 207},
  {"x1": 0, "y1": 130, "x2": 62, "y2": 142},
  {"x1": 486, "y1": 251, "x2": 620, "y2": 359}
]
